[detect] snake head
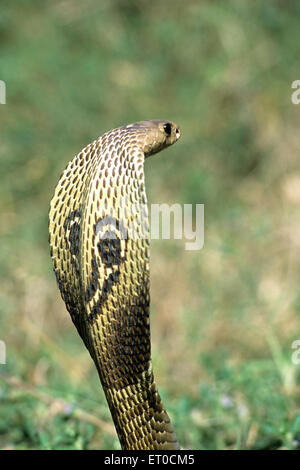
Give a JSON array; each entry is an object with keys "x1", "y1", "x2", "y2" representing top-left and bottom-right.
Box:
[{"x1": 125, "y1": 120, "x2": 181, "y2": 157}]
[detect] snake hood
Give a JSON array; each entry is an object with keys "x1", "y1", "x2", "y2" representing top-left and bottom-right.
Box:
[{"x1": 49, "y1": 119, "x2": 181, "y2": 450}]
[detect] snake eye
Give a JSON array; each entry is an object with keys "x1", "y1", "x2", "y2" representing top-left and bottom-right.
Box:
[{"x1": 163, "y1": 122, "x2": 172, "y2": 136}]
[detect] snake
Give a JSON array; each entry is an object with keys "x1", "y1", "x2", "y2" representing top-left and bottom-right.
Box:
[{"x1": 48, "y1": 120, "x2": 181, "y2": 450}]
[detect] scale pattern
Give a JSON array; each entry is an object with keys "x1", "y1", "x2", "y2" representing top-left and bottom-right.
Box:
[{"x1": 49, "y1": 120, "x2": 180, "y2": 449}]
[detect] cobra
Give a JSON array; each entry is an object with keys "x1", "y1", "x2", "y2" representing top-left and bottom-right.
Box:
[{"x1": 49, "y1": 120, "x2": 181, "y2": 450}]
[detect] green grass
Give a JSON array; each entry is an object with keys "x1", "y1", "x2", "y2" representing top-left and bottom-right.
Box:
[{"x1": 1, "y1": 0, "x2": 300, "y2": 449}]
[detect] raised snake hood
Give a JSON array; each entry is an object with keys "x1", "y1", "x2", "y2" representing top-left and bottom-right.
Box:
[{"x1": 49, "y1": 119, "x2": 181, "y2": 450}]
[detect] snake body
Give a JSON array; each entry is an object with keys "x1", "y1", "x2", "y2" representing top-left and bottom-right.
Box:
[{"x1": 49, "y1": 120, "x2": 181, "y2": 450}]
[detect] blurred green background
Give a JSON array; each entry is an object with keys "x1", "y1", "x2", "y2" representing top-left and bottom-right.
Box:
[{"x1": 1, "y1": 0, "x2": 300, "y2": 450}]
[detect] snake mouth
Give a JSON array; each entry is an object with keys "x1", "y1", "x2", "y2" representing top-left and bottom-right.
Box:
[{"x1": 175, "y1": 127, "x2": 181, "y2": 140}]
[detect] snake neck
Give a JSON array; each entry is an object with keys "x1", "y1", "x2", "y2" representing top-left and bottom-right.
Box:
[
  {"x1": 85, "y1": 253, "x2": 179, "y2": 450},
  {"x1": 102, "y1": 367, "x2": 179, "y2": 450}
]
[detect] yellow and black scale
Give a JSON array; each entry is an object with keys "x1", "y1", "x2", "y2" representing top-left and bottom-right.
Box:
[{"x1": 49, "y1": 120, "x2": 181, "y2": 449}]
